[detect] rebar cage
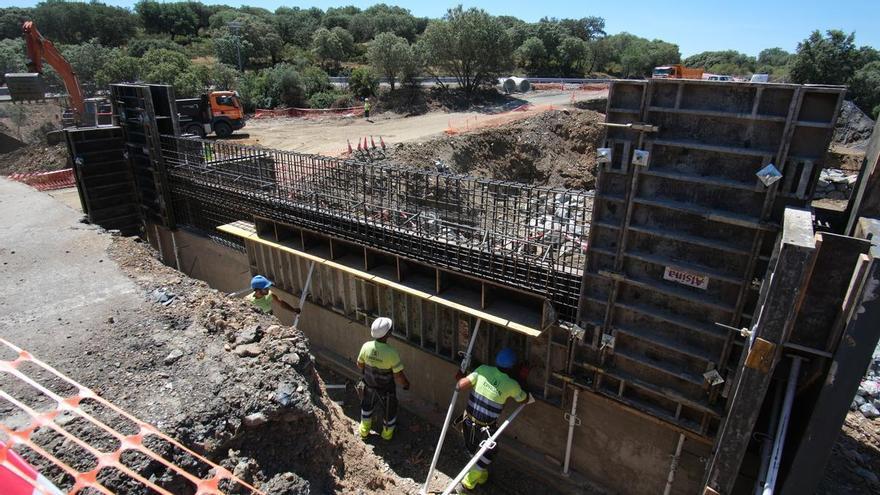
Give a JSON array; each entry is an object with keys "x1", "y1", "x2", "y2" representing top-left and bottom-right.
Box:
[{"x1": 160, "y1": 135, "x2": 593, "y2": 321}]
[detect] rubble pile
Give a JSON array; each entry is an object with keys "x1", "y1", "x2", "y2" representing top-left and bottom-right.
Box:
[
  {"x1": 851, "y1": 349, "x2": 880, "y2": 419},
  {"x1": 815, "y1": 168, "x2": 858, "y2": 201}
]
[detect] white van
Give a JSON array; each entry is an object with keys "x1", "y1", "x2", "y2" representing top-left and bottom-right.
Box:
[{"x1": 750, "y1": 74, "x2": 770, "y2": 83}]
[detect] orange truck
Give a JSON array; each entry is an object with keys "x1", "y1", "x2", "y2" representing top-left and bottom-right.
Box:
[
  {"x1": 652, "y1": 65, "x2": 704, "y2": 79},
  {"x1": 177, "y1": 91, "x2": 246, "y2": 138}
]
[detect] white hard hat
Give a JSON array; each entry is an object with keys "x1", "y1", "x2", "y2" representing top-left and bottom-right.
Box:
[{"x1": 371, "y1": 317, "x2": 393, "y2": 338}]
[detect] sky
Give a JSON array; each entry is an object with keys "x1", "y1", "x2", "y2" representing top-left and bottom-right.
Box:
[{"x1": 3, "y1": 0, "x2": 879, "y2": 57}]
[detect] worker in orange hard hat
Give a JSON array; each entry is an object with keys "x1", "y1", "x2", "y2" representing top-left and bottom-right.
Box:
[{"x1": 357, "y1": 317, "x2": 409, "y2": 441}]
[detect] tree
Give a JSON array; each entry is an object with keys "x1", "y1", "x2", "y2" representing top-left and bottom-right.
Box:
[
  {"x1": 61, "y1": 41, "x2": 119, "y2": 91},
  {"x1": 515, "y1": 37, "x2": 547, "y2": 75},
  {"x1": 0, "y1": 8, "x2": 32, "y2": 41},
  {"x1": 214, "y1": 35, "x2": 254, "y2": 70},
  {"x1": 601, "y1": 33, "x2": 680, "y2": 77},
  {"x1": 206, "y1": 62, "x2": 239, "y2": 90},
  {"x1": 418, "y1": 6, "x2": 512, "y2": 95},
  {"x1": 559, "y1": 16, "x2": 606, "y2": 41},
  {"x1": 348, "y1": 66, "x2": 378, "y2": 98},
  {"x1": 311, "y1": 27, "x2": 346, "y2": 69},
  {"x1": 850, "y1": 61, "x2": 880, "y2": 119},
  {"x1": 128, "y1": 38, "x2": 184, "y2": 58},
  {"x1": 684, "y1": 50, "x2": 756, "y2": 75},
  {"x1": 94, "y1": 56, "x2": 140, "y2": 87},
  {"x1": 758, "y1": 48, "x2": 793, "y2": 67},
  {"x1": 140, "y1": 48, "x2": 206, "y2": 97},
  {"x1": 32, "y1": 1, "x2": 136, "y2": 46},
  {"x1": 300, "y1": 65, "x2": 330, "y2": 97},
  {"x1": 557, "y1": 36, "x2": 589, "y2": 75},
  {"x1": 368, "y1": 32, "x2": 415, "y2": 90},
  {"x1": 135, "y1": 1, "x2": 199, "y2": 39},
  {"x1": 0, "y1": 39, "x2": 26, "y2": 85},
  {"x1": 263, "y1": 63, "x2": 305, "y2": 107},
  {"x1": 790, "y1": 30, "x2": 859, "y2": 85},
  {"x1": 274, "y1": 7, "x2": 323, "y2": 47}
]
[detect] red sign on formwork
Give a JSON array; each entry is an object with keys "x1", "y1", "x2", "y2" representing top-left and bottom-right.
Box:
[{"x1": 8, "y1": 169, "x2": 75, "y2": 191}]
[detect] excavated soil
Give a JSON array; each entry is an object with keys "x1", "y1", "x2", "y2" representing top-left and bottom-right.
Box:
[
  {"x1": 0, "y1": 143, "x2": 68, "y2": 175},
  {"x1": 4, "y1": 235, "x2": 414, "y2": 494},
  {"x1": 381, "y1": 109, "x2": 605, "y2": 190}
]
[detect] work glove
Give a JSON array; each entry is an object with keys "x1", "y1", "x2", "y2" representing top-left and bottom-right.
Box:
[
  {"x1": 454, "y1": 370, "x2": 465, "y2": 381},
  {"x1": 526, "y1": 393, "x2": 536, "y2": 405}
]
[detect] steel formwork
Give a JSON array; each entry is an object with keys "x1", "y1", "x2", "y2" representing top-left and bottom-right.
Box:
[{"x1": 159, "y1": 135, "x2": 593, "y2": 321}]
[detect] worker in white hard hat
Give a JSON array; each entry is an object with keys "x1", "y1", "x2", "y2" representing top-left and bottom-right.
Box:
[{"x1": 356, "y1": 317, "x2": 409, "y2": 440}]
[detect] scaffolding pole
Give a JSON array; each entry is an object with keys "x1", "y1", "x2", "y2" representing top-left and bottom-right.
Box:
[{"x1": 420, "y1": 318, "x2": 482, "y2": 495}]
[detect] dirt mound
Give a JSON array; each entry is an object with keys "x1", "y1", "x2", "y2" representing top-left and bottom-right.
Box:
[
  {"x1": 834, "y1": 101, "x2": 875, "y2": 149},
  {"x1": 15, "y1": 235, "x2": 413, "y2": 494},
  {"x1": 0, "y1": 143, "x2": 68, "y2": 175},
  {"x1": 377, "y1": 87, "x2": 525, "y2": 117},
  {"x1": 382, "y1": 109, "x2": 604, "y2": 190},
  {"x1": 0, "y1": 100, "x2": 63, "y2": 145}
]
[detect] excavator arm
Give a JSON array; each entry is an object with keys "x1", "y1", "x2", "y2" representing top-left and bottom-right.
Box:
[{"x1": 14, "y1": 21, "x2": 85, "y2": 123}]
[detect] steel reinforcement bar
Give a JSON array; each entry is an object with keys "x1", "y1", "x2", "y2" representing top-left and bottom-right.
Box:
[{"x1": 159, "y1": 135, "x2": 593, "y2": 321}]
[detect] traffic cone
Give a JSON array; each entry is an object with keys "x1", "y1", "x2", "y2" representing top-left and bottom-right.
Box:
[
  {"x1": 357, "y1": 139, "x2": 362, "y2": 151},
  {"x1": 380, "y1": 136, "x2": 386, "y2": 150},
  {"x1": 370, "y1": 136, "x2": 376, "y2": 149},
  {"x1": 347, "y1": 139, "x2": 353, "y2": 153}
]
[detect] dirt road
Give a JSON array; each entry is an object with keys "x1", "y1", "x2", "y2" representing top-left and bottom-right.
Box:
[{"x1": 239, "y1": 90, "x2": 607, "y2": 155}]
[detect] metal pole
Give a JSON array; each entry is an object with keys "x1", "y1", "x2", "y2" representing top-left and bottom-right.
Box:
[
  {"x1": 754, "y1": 384, "x2": 784, "y2": 495},
  {"x1": 562, "y1": 387, "x2": 580, "y2": 476},
  {"x1": 663, "y1": 433, "x2": 686, "y2": 495},
  {"x1": 440, "y1": 402, "x2": 528, "y2": 495},
  {"x1": 420, "y1": 319, "x2": 482, "y2": 495},
  {"x1": 293, "y1": 261, "x2": 315, "y2": 329},
  {"x1": 170, "y1": 230, "x2": 182, "y2": 271},
  {"x1": 762, "y1": 357, "x2": 802, "y2": 495}
]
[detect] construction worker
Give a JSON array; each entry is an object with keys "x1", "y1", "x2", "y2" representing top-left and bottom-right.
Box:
[
  {"x1": 357, "y1": 317, "x2": 409, "y2": 440},
  {"x1": 363, "y1": 97, "x2": 372, "y2": 120},
  {"x1": 246, "y1": 275, "x2": 300, "y2": 315},
  {"x1": 455, "y1": 348, "x2": 534, "y2": 490}
]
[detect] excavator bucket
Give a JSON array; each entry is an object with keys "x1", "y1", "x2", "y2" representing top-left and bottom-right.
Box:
[{"x1": 4, "y1": 73, "x2": 46, "y2": 102}]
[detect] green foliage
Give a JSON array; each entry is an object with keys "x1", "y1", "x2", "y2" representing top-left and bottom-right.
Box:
[
  {"x1": 515, "y1": 37, "x2": 547, "y2": 75},
  {"x1": 236, "y1": 70, "x2": 268, "y2": 111},
  {"x1": 263, "y1": 63, "x2": 305, "y2": 107},
  {"x1": 791, "y1": 30, "x2": 859, "y2": 85},
  {"x1": 0, "y1": 8, "x2": 31, "y2": 41},
  {"x1": 418, "y1": 6, "x2": 512, "y2": 94},
  {"x1": 300, "y1": 65, "x2": 331, "y2": 97},
  {"x1": 601, "y1": 33, "x2": 679, "y2": 78},
  {"x1": 61, "y1": 40, "x2": 119, "y2": 91},
  {"x1": 312, "y1": 27, "x2": 352, "y2": 69},
  {"x1": 758, "y1": 48, "x2": 793, "y2": 67},
  {"x1": 0, "y1": 38, "x2": 26, "y2": 85},
  {"x1": 31, "y1": 0, "x2": 136, "y2": 46},
  {"x1": 140, "y1": 48, "x2": 207, "y2": 97},
  {"x1": 368, "y1": 32, "x2": 418, "y2": 90},
  {"x1": 308, "y1": 89, "x2": 350, "y2": 108},
  {"x1": 274, "y1": 7, "x2": 323, "y2": 47},
  {"x1": 558, "y1": 16, "x2": 606, "y2": 41},
  {"x1": 127, "y1": 38, "x2": 184, "y2": 58},
  {"x1": 214, "y1": 35, "x2": 253, "y2": 70},
  {"x1": 136, "y1": 1, "x2": 200, "y2": 39},
  {"x1": 683, "y1": 50, "x2": 756, "y2": 75},
  {"x1": 850, "y1": 61, "x2": 880, "y2": 119},
  {"x1": 556, "y1": 36, "x2": 589, "y2": 76},
  {"x1": 347, "y1": 4, "x2": 424, "y2": 42},
  {"x1": 94, "y1": 56, "x2": 140, "y2": 87},
  {"x1": 348, "y1": 66, "x2": 378, "y2": 97}
]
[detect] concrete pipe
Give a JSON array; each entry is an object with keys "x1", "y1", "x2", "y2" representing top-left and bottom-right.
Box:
[
  {"x1": 517, "y1": 78, "x2": 532, "y2": 92},
  {"x1": 500, "y1": 77, "x2": 517, "y2": 94}
]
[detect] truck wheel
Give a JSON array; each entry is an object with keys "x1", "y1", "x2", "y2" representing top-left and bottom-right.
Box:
[
  {"x1": 185, "y1": 124, "x2": 206, "y2": 138},
  {"x1": 214, "y1": 121, "x2": 233, "y2": 138}
]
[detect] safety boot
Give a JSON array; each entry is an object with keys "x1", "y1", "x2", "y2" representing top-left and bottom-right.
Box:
[
  {"x1": 358, "y1": 419, "x2": 372, "y2": 439},
  {"x1": 381, "y1": 426, "x2": 395, "y2": 441},
  {"x1": 461, "y1": 468, "x2": 487, "y2": 490}
]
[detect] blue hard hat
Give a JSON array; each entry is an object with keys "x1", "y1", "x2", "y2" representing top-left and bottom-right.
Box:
[
  {"x1": 251, "y1": 275, "x2": 273, "y2": 290},
  {"x1": 495, "y1": 348, "x2": 517, "y2": 369}
]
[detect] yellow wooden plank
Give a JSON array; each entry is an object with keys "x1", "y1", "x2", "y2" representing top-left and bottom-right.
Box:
[{"x1": 218, "y1": 222, "x2": 544, "y2": 337}]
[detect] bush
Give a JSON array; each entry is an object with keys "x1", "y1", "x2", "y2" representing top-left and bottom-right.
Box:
[
  {"x1": 264, "y1": 63, "x2": 305, "y2": 107},
  {"x1": 127, "y1": 38, "x2": 184, "y2": 58},
  {"x1": 348, "y1": 66, "x2": 378, "y2": 97},
  {"x1": 301, "y1": 66, "x2": 331, "y2": 97},
  {"x1": 308, "y1": 89, "x2": 350, "y2": 108}
]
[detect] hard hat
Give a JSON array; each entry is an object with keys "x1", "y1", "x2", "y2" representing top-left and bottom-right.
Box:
[
  {"x1": 495, "y1": 348, "x2": 517, "y2": 369},
  {"x1": 371, "y1": 317, "x2": 393, "y2": 338},
  {"x1": 251, "y1": 275, "x2": 273, "y2": 290}
]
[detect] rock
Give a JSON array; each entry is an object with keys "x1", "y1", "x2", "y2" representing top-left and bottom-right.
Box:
[
  {"x1": 275, "y1": 382, "x2": 296, "y2": 407},
  {"x1": 261, "y1": 472, "x2": 311, "y2": 495},
  {"x1": 233, "y1": 344, "x2": 262, "y2": 357},
  {"x1": 235, "y1": 325, "x2": 262, "y2": 345},
  {"x1": 243, "y1": 412, "x2": 268, "y2": 428},
  {"x1": 858, "y1": 402, "x2": 879, "y2": 418},
  {"x1": 859, "y1": 380, "x2": 880, "y2": 398},
  {"x1": 854, "y1": 394, "x2": 867, "y2": 407},
  {"x1": 163, "y1": 349, "x2": 184, "y2": 365}
]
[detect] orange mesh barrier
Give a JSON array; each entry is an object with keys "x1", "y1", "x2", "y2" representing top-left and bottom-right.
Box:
[
  {"x1": 0, "y1": 338, "x2": 265, "y2": 495},
  {"x1": 8, "y1": 169, "x2": 75, "y2": 191}
]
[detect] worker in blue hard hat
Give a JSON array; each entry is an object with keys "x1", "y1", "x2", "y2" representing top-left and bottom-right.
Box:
[
  {"x1": 357, "y1": 317, "x2": 410, "y2": 441},
  {"x1": 454, "y1": 347, "x2": 534, "y2": 490},
  {"x1": 246, "y1": 275, "x2": 299, "y2": 315}
]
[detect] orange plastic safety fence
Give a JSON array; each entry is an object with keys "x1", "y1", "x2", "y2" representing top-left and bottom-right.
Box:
[
  {"x1": 8, "y1": 169, "x2": 76, "y2": 191},
  {"x1": 0, "y1": 338, "x2": 266, "y2": 495}
]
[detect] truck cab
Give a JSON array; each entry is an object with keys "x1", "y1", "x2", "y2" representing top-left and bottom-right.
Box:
[
  {"x1": 178, "y1": 91, "x2": 245, "y2": 138},
  {"x1": 652, "y1": 64, "x2": 704, "y2": 80}
]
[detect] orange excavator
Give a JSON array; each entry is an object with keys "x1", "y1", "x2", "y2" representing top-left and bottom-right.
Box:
[{"x1": 5, "y1": 21, "x2": 87, "y2": 126}]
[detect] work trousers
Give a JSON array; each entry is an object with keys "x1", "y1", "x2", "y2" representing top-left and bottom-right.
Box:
[
  {"x1": 462, "y1": 416, "x2": 498, "y2": 471},
  {"x1": 360, "y1": 385, "x2": 398, "y2": 428}
]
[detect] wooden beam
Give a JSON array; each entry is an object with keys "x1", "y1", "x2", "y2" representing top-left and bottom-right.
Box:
[{"x1": 702, "y1": 208, "x2": 817, "y2": 495}]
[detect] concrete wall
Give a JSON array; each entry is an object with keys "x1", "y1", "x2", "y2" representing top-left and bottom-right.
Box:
[{"x1": 161, "y1": 228, "x2": 712, "y2": 495}]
